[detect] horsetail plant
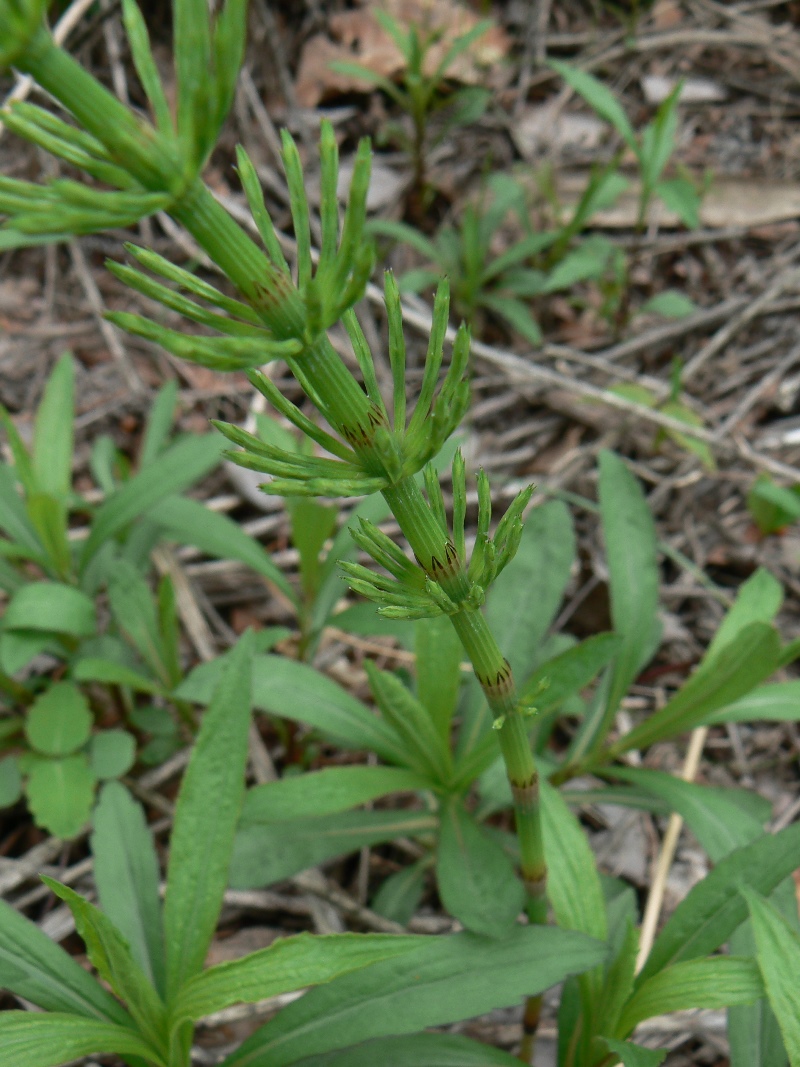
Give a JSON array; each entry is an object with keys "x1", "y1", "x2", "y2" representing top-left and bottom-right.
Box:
[
  {"x1": 5, "y1": 4, "x2": 800, "y2": 1065},
  {"x1": 0, "y1": 0, "x2": 549, "y2": 925}
]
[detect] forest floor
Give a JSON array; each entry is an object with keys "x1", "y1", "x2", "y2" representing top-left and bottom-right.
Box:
[{"x1": 2, "y1": 1, "x2": 800, "y2": 1064}]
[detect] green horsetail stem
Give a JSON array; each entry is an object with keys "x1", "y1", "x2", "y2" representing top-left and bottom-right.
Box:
[{"x1": 11, "y1": 25, "x2": 548, "y2": 929}]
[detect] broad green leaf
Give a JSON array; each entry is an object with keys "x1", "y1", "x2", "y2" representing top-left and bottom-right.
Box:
[
  {"x1": 659, "y1": 400, "x2": 716, "y2": 471},
  {"x1": 32, "y1": 352, "x2": 74, "y2": 500},
  {"x1": 222, "y1": 926, "x2": 607, "y2": 1067},
  {"x1": 72, "y1": 657, "x2": 164, "y2": 695},
  {"x1": 25, "y1": 682, "x2": 92, "y2": 756},
  {"x1": 707, "y1": 568, "x2": 783, "y2": 656},
  {"x1": 609, "y1": 767, "x2": 765, "y2": 862},
  {"x1": 26, "y1": 492, "x2": 71, "y2": 578},
  {"x1": 597, "y1": 450, "x2": 661, "y2": 727},
  {"x1": 0, "y1": 754, "x2": 22, "y2": 807},
  {"x1": 541, "y1": 778, "x2": 606, "y2": 1055},
  {"x1": 709, "y1": 681, "x2": 800, "y2": 724},
  {"x1": 0, "y1": 897, "x2": 130, "y2": 1022},
  {"x1": 639, "y1": 85, "x2": 680, "y2": 192},
  {"x1": 3, "y1": 582, "x2": 95, "y2": 637},
  {"x1": 638, "y1": 821, "x2": 800, "y2": 983},
  {"x1": 240, "y1": 766, "x2": 430, "y2": 824},
  {"x1": 289, "y1": 497, "x2": 338, "y2": 598},
  {"x1": 0, "y1": 462, "x2": 45, "y2": 556},
  {"x1": 368, "y1": 218, "x2": 440, "y2": 261},
  {"x1": 641, "y1": 291, "x2": 696, "y2": 319},
  {"x1": 0, "y1": 630, "x2": 62, "y2": 675},
  {"x1": 176, "y1": 654, "x2": 408, "y2": 764},
  {"x1": 743, "y1": 889, "x2": 800, "y2": 1064},
  {"x1": 80, "y1": 432, "x2": 224, "y2": 569},
  {"x1": 520, "y1": 631, "x2": 621, "y2": 708},
  {"x1": 542, "y1": 235, "x2": 615, "y2": 292},
  {"x1": 617, "y1": 622, "x2": 782, "y2": 753},
  {"x1": 569, "y1": 453, "x2": 659, "y2": 762},
  {"x1": 549, "y1": 61, "x2": 638, "y2": 152},
  {"x1": 230, "y1": 809, "x2": 437, "y2": 889},
  {"x1": 163, "y1": 632, "x2": 254, "y2": 1001},
  {"x1": 291, "y1": 1032, "x2": 523, "y2": 1066},
  {"x1": 147, "y1": 493, "x2": 297, "y2": 605},
  {"x1": 366, "y1": 663, "x2": 452, "y2": 783},
  {"x1": 747, "y1": 474, "x2": 800, "y2": 535},
  {"x1": 619, "y1": 956, "x2": 763, "y2": 1035},
  {"x1": 92, "y1": 781, "x2": 166, "y2": 996},
  {"x1": 138, "y1": 379, "x2": 178, "y2": 467},
  {"x1": 436, "y1": 797, "x2": 524, "y2": 938},
  {"x1": 41, "y1": 876, "x2": 168, "y2": 1050},
  {"x1": 481, "y1": 295, "x2": 542, "y2": 344},
  {"x1": 26, "y1": 754, "x2": 95, "y2": 838},
  {"x1": 541, "y1": 780, "x2": 606, "y2": 941},
  {"x1": 175, "y1": 932, "x2": 422, "y2": 1021},
  {"x1": 415, "y1": 616, "x2": 463, "y2": 744},
  {"x1": 656, "y1": 177, "x2": 701, "y2": 228},
  {"x1": 108, "y1": 561, "x2": 170, "y2": 688},
  {"x1": 371, "y1": 861, "x2": 427, "y2": 926},
  {"x1": 486, "y1": 500, "x2": 575, "y2": 682},
  {"x1": 0, "y1": 1012, "x2": 163, "y2": 1067},
  {"x1": 601, "y1": 1038, "x2": 666, "y2": 1067}
]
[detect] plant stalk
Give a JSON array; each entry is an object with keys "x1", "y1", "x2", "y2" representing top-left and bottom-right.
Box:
[{"x1": 17, "y1": 31, "x2": 550, "y2": 1052}]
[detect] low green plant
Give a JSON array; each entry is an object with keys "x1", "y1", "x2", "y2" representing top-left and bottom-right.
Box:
[
  {"x1": 747, "y1": 473, "x2": 800, "y2": 535},
  {"x1": 331, "y1": 8, "x2": 492, "y2": 223},
  {"x1": 610, "y1": 358, "x2": 715, "y2": 471},
  {"x1": 549, "y1": 61, "x2": 702, "y2": 234},
  {"x1": 0, "y1": 356, "x2": 292, "y2": 834},
  {"x1": 1, "y1": 2, "x2": 799, "y2": 1064},
  {"x1": 372, "y1": 173, "x2": 552, "y2": 343}
]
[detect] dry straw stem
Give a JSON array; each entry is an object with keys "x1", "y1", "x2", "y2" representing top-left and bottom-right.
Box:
[{"x1": 636, "y1": 725, "x2": 710, "y2": 973}]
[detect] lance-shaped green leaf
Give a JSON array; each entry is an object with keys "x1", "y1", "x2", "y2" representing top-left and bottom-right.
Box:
[
  {"x1": 230, "y1": 808, "x2": 437, "y2": 889},
  {"x1": 32, "y1": 352, "x2": 74, "y2": 500},
  {"x1": 614, "y1": 621, "x2": 782, "y2": 754},
  {"x1": 703, "y1": 680, "x2": 800, "y2": 725},
  {"x1": 436, "y1": 797, "x2": 524, "y2": 938},
  {"x1": 743, "y1": 888, "x2": 800, "y2": 1063},
  {"x1": 618, "y1": 956, "x2": 763, "y2": 1035},
  {"x1": 80, "y1": 431, "x2": 225, "y2": 569},
  {"x1": 549, "y1": 61, "x2": 638, "y2": 153},
  {"x1": 146, "y1": 493, "x2": 297, "y2": 606},
  {"x1": 4, "y1": 582, "x2": 95, "y2": 637},
  {"x1": 92, "y1": 782, "x2": 166, "y2": 997},
  {"x1": 175, "y1": 653, "x2": 409, "y2": 763},
  {"x1": 600, "y1": 1038, "x2": 666, "y2": 1067},
  {"x1": 578, "y1": 451, "x2": 660, "y2": 756},
  {"x1": 0, "y1": 1012, "x2": 164, "y2": 1067},
  {"x1": 291, "y1": 1032, "x2": 524, "y2": 1066},
  {"x1": 366, "y1": 662, "x2": 453, "y2": 783},
  {"x1": 41, "y1": 876, "x2": 168, "y2": 1051},
  {"x1": 163, "y1": 631, "x2": 254, "y2": 1002},
  {"x1": 0, "y1": 898, "x2": 132, "y2": 1023},
  {"x1": 240, "y1": 766, "x2": 431, "y2": 825},
  {"x1": 222, "y1": 926, "x2": 607, "y2": 1067},
  {"x1": 174, "y1": 932, "x2": 423, "y2": 1022},
  {"x1": 638, "y1": 821, "x2": 800, "y2": 983}
]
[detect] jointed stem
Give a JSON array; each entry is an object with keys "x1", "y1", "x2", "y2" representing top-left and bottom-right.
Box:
[{"x1": 16, "y1": 31, "x2": 549, "y2": 1054}]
